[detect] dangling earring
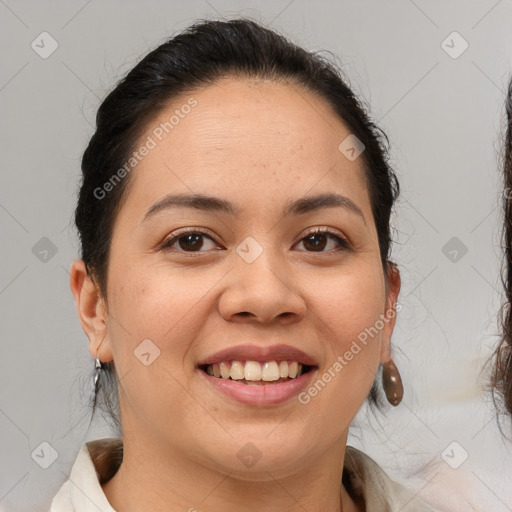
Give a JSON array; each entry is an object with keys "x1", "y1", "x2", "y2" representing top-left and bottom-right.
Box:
[
  {"x1": 93, "y1": 357, "x2": 102, "y2": 394},
  {"x1": 92, "y1": 340, "x2": 104, "y2": 395},
  {"x1": 381, "y1": 359, "x2": 403, "y2": 406}
]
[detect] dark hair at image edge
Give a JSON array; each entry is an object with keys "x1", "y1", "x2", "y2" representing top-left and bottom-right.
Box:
[
  {"x1": 492, "y1": 77, "x2": 512, "y2": 424},
  {"x1": 74, "y1": 18, "x2": 400, "y2": 433}
]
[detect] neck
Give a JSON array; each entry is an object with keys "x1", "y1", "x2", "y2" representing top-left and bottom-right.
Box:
[{"x1": 101, "y1": 429, "x2": 362, "y2": 512}]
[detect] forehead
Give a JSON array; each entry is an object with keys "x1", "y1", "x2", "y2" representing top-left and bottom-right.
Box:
[
  {"x1": 153, "y1": 77, "x2": 352, "y2": 162},
  {"x1": 124, "y1": 77, "x2": 370, "y2": 217}
]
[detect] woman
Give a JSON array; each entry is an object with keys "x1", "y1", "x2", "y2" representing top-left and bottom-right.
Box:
[{"x1": 50, "y1": 18, "x2": 439, "y2": 511}]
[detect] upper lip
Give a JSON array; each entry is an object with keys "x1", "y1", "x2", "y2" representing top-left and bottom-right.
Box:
[{"x1": 197, "y1": 344, "x2": 319, "y2": 367}]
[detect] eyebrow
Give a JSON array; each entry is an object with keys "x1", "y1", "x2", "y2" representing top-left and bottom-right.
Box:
[{"x1": 142, "y1": 192, "x2": 366, "y2": 224}]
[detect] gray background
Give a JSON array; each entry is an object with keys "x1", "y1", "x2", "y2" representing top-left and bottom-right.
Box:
[{"x1": 1, "y1": 0, "x2": 512, "y2": 510}]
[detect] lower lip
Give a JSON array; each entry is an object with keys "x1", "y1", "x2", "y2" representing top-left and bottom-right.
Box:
[{"x1": 198, "y1": 368, "x2": 317, "y2": 406}]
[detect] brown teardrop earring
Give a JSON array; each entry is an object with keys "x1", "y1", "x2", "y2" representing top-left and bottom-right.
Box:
[{"x1": 381, "y1": 359, "x2": 403, "y2": 406}]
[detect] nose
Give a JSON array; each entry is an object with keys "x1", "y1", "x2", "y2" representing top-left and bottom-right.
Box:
[{"x1": 218, "y1": 251, "x2": 307, "y2": 325}]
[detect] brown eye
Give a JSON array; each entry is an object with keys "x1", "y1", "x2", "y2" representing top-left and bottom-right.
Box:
[
  {"x1": 177, "y1": 233, "x2": 204, "y2": 251},
  {"x1": 296, "y1": 230, "x2": 349, "y2": 253},
  {"x1": 303, "y1": 233, "x2": 328, "y2": 251},
  {"x1": 162, "y1": 231, "x2": 219, "y2": 253}
]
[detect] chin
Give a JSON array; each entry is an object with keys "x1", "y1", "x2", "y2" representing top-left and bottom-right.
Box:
[{"x1": 197, "y1": 429, "x2": 322, "y2": 479}]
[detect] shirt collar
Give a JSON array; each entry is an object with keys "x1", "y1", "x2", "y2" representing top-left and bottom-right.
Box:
[{"x1": 50, "y1": 438, "x2": 122, "y2": 512}]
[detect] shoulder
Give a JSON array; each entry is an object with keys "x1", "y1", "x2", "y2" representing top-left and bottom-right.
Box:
[
  {"x1": 343, "y1": 446, "x2": 441, "y2": 512},
  {"x1": 48, "y1": 437, "x2": 122, "y2": 512}
]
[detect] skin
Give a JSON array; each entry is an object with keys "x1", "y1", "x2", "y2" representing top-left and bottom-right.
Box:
[{"x1": 70, "y1": 76, "x2": 400, "y2": 512}]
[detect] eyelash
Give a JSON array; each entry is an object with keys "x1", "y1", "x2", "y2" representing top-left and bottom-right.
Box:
[{"x1": 160, "y1": 227, "x2": 350, "y2": 256}]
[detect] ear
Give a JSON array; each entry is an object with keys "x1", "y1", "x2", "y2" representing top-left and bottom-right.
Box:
[
  {"x1": 379, "y1": 262, "x2": 401, "y2": 363},
  {"x1": 69, "y1": 259, "x2": 113, "y2": 363}
]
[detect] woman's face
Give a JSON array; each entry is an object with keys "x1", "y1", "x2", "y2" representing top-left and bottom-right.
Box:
[{"x1": 74, "y1": 77, "x2": 400, "y2": 477}]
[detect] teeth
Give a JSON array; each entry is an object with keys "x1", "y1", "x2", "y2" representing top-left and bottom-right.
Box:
[
  {"x1": 244, "y1": 361, "x2": 262, "y2": 381},
  {"x1": 262, "y1": 361, "x2": 280, "y2": 381},
  {"x1": 220, "y1": 362, "x2": 230, "y2": 379},
  {"x1": 230, "y1": 361, "x2": 244, "y2": 380},
  {"x1": 204, "y1": 360, "x2": 307, "y2": 381}
]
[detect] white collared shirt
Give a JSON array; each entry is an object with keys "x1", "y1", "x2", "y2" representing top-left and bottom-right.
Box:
[{"x1": 49, "y1": 437, "x2": 439, "y2": 511}]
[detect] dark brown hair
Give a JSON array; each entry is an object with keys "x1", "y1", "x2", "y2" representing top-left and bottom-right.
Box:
[
  {"x1": 74, "y1": 18, "x2": 400, "y2": 430},
  {"x1": 493, "y1": 77, "x2": 512, "y2": 419}
]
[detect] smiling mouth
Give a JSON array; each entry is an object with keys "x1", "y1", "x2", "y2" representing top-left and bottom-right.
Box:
[{"x1": 198, "y1": 360, "x2": 315, "y2": 385}]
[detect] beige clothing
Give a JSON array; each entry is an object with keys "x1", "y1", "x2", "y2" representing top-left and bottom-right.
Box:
[{"x1": 49, "y1": 437, "x2": 439, "y2": 511}]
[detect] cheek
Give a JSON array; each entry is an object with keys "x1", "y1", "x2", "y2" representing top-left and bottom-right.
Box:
[
  {"x1": 315, "y1": 264, "x2": 385, "y2": 344},
  {"x1": 310, "y1": 264, "x2": 385, "y2": 397},
  {"x1": 104, "y1": 269, "x2": 218, "y2": 424},
  {"x1": 287, "y1": 263, "x2": 386, "y2": 444},
  {"x1": 107, "y1": 266, "x2": 221, "y2": 359}
]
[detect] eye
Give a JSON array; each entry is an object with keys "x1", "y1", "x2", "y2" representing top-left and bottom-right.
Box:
[
  {"x1": 160, "y1": 227, "x2": 349, "y2": 255},
  {"x1": 294, "y1": 228, "x2": 349, "y2": 253},
  {"x1": 161, "y1": 230, "x2": 221, "y2": 253}
]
